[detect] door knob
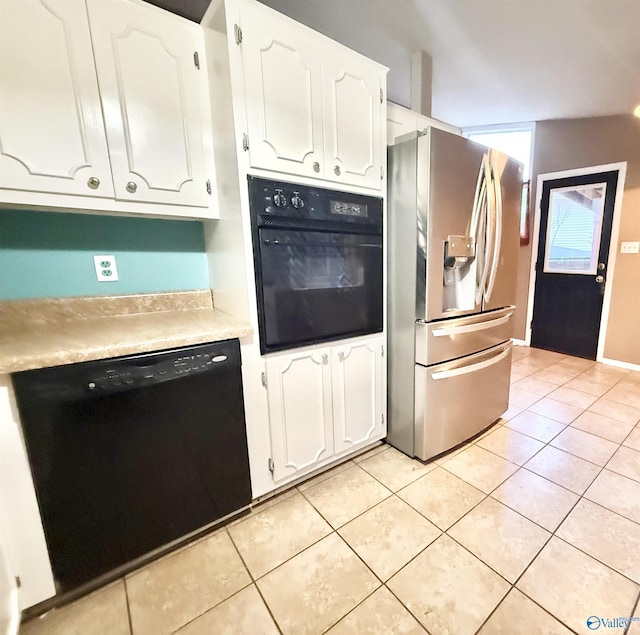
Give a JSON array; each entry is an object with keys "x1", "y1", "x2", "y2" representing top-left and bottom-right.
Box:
[{"x1": 595, "y1": 275, "x2": 604, "y2": 283}]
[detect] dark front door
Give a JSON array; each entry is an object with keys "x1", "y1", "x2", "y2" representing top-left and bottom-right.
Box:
[{"x1": 530, "y1": 170, "x2": 618, "y2": 359}]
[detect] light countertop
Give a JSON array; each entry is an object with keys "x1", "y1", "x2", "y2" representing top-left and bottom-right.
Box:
[{"x1": 0, "y1": 291, "x2": 253, "y2": 374}]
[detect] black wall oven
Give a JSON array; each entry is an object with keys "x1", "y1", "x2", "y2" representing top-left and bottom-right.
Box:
[{"x1": 249, "y1": 177, "x2": 383, "y2": 354}]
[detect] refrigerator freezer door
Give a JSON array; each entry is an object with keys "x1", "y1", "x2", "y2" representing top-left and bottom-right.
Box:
[
  {"x1": 482, "y1": 153, "x2": 522, "y2": 312},
  {"x1": 415, "y1": 306, "x2": 515, "y2": 367},
  {"x1": 420, "y1": 129, "x2": 490, "y2": 321},
  {"x1": 414, "y1": 342, "x2": 512, "y2": 460}
]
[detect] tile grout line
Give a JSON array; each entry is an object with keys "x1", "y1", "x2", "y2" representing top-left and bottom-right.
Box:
[
  {"x1": 502, "y1": 389, "x2": 640, "y2": 626},
  {"x1": 380, "y1": 583, "x2": 435, "y2": 635},
  {"x1": 26, "y1": 348, "x2": 640, "y2": 635},
  {"x1": 160, "y1": 528, "x2": 257, "y2": 635},
  {"x1": 478, "y1": 350, "x2": 624, "y2": 633},
  {"x1": 122, "y1": 576, "x2": 135, "y2": 635},
  {"x1": 550, "y1": 535, "x2": 640, "y2": 588},
  {"x1": 229, "y1": 352, "x2": 638, "y2": 634},
  {"x1": 623, "y1": 591, "x2": 640, "y2": 635},
  {"x1": 318, "y1": 585, "x2": 382, "y2": 634},
  {"x1": 222, "y1": 526, "x2": 285, "y2": 635}
]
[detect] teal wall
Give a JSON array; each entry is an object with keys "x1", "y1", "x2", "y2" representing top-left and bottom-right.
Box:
[{"x1": 0, "y1": 210, "x2": 210, "y2": 300}]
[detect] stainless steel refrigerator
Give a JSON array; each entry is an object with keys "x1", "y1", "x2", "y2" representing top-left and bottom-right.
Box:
[{"x1": 387, "y1": 128, "x2": 522, "y2": 460}]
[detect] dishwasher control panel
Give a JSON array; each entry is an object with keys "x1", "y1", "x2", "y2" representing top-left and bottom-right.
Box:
[{"x1": 87, "y1": 352, "x2": 228, "y2": 392}]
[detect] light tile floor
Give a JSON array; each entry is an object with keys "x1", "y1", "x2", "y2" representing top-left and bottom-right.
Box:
[{"x1": 20, "y1": 346, "x2": 640, "y2": 635}]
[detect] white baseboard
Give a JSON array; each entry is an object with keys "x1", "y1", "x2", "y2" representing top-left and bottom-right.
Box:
[
  {"x1": 511, "y1": 339, "x2": 527, "y2": 346},
  {"x1": 599, "y1": 357, "x2": 640, "y2": 372}
]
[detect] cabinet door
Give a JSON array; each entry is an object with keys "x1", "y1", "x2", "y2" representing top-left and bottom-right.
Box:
[
  {"x1": 322, "y1": 46, "x2": 384, "y2": 189},
  {"x1": 387, "y1": 102, "x2": 420, "y2": 145},
  {"x1": 239, "y1": 1, "x2": 325, "y2": 179},
  {"x1": 0, "y1": 0, "x2": 114, "y2": 198},
  {"x1": 265, "y1": 349, "x2": 334, "y2": 482},
  {"x1": 86, "y1": 0, "x2": 212, "y2": 207},
  {"x1": 332, "y1": 338, "x2": 384, "y2": 454}
]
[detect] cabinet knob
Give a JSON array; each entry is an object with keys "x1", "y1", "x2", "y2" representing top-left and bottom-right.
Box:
[
  {"x1": 338, "y1": 351, "x2": 345, "y2": 362},
  {"x1": 313, "y1": 162, "x2": 320, "y2": 173},
  {"x1": 334, "y1": 165, "x2": 341, "y2": 176},
  {"x1": 595, "y1": 275, "x2": 604, "y2": 284},
  {"x1": 322, "y1": 354, "x2": 328, "y2": 365},
  {"x1": 126, "y1": 181, "x2": 138, "y2": 193},
  {"x1": 87, "y1": 176, "x2": 100, "y2": 190}
]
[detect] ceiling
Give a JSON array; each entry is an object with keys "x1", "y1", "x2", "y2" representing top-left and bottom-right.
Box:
[{"x1": 151, "y1": 0, "x2": 640, "y2": 129}]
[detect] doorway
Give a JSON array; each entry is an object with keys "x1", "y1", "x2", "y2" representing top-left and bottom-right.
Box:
[{"x1": 529, "y1": 169, "x2": 620, "y2": 359}]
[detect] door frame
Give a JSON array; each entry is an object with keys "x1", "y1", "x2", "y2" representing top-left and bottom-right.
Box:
[{"x1": 524, "y1": 162, "x2": 627, "y2": 361}]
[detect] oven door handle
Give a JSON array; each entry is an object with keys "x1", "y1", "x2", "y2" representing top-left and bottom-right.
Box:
[{"x1": 261, "y1": 239, "x2": 382, "y2": 248}]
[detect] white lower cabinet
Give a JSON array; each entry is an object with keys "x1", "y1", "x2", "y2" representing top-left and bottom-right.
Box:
[
  {"x1": 332, "y1": 339, "x2": 384, "y2": 455},
  {"x1": 265, "y1": 336, "x2": 385, "y2": 484},
  {"x1": 264, "y1": 348, "x2": 334, "y2": 482}
]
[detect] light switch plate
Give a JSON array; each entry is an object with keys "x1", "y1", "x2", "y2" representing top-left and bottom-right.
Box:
[
  {"x1": 93, "y1": 255, "x2": 119, "y2": 282},
  {"x1": 620, "y1": 241, "x2": 640, "y2": 254}
]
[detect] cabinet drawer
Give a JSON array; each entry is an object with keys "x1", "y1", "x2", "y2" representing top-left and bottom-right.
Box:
[
  {"x1": 415, "y1": 306, "x2": 514, "y2": 366},
  {"x1": 414, "y1": 342, "x2": 512, "y2": 460}
]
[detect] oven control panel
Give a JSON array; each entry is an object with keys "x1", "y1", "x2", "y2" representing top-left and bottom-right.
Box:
[
  {"x1": 248, "y1": 176, "x2": 382, "y2": 229},
  {"x1": 268, "y1": 187, "x2": 306, "y2": 213}
]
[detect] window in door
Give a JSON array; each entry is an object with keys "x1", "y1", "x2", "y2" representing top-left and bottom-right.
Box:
[{"x1": 543, "y1": 183, "x2": 606, "y2": 275}]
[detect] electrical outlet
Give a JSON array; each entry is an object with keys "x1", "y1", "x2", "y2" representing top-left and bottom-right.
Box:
[
  {"x1": 620, "y1": 241, "x2": 640, "y2": 254},
  {"x1": 93, "y1": 255, "x2": 119, "y2": 282}
]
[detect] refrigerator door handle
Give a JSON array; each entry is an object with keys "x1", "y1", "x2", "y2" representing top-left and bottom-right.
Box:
[
  {"x1": 470, "y1": 160, "x2": 488, "y2": 305},
  {"x1": 431, "y1": 345, "x2": 511, "y2": 380},
  {"x1": 469, "y1": 154, "x2": 486, "y2": 240},
  {"x1": 476, "y1": 154, "x2": 493, "y2": 304},
  {"x1": 485, "y1": 156, "x2": 503, "y2": 302},
  {"x1": 431, "y1": 312, "x2": 513, "y2": 337}
]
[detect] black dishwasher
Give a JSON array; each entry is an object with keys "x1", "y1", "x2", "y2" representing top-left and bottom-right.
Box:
[{"x1": 12, "y1": 339, "x2": 251, "y2": 596}]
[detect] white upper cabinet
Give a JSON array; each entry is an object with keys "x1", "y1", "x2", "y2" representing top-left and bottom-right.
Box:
[
  {"x1": 332, "y1": 337, "x2": 384, "y2": 455},
  {"x1": 265, "y1": 348, "x2": 334, "y2": 483},
  {"x1": 239, "y1": 2, "x2": 324, "y2": 180},
  {"x1": 0, "y1": 0, "x2": 114, "y2": 198},
  {"x1": 322, "y1": 46, "x2": 383, "y2": 189},
  {"x1": 234, "y1": 0, "x2": 387, "y2": 189},
  {"x1": 86, "y1": 0, "x2": 214, "y2": 207},
  {"x1": 0, "y1": 0, "x2": 217, "y2": 217}
]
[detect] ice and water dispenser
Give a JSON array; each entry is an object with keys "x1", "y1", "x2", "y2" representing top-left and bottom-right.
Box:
[{"x1": 443, "y1": 233, "x2": 477, "y2": 312}]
